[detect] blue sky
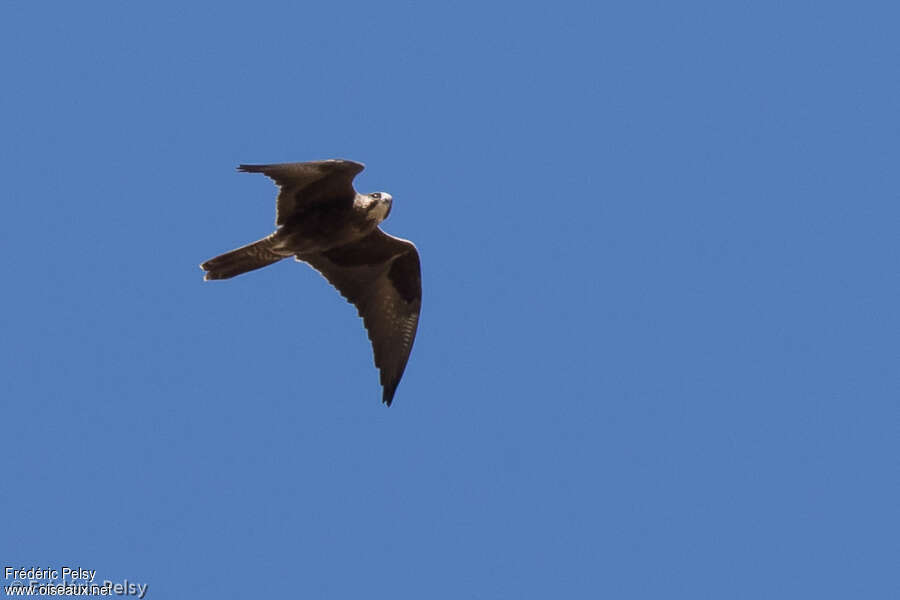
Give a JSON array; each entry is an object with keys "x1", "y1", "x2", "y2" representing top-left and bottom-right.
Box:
[{"x1": 1, "y1": 2, "x2": 896, "y2": 598}]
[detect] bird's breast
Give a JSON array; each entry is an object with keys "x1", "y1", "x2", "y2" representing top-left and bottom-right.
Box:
[{"x1": 275, "y1": 204, "x2": 379, "y2": 255}]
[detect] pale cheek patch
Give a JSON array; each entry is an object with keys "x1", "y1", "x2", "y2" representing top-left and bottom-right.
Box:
[
  {"x1": 353, "y1": 195, "x2": 390, "y2": 222},
  {"x1": 370, "y1": 201, "x2": 390, "y2": 222}
]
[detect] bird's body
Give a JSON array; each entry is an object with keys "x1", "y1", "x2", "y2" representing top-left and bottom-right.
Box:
[
  {"x1": 276, "y1": 192, "x2": 389, "y2": 255},
  {"x1": 200, "y1": 159, "x2": 421, "y2": 406}
]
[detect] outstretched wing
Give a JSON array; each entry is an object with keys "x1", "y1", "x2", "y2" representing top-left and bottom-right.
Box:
[
  {"x1": 302, "y1": 229, "x2": 421, "y2": 406},
  {"x1": 238, "y1": 159, "x2": 365, "y2": 225}
]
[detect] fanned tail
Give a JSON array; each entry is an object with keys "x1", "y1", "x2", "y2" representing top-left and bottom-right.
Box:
[{"x1": 200, "y1": 236, "x2": 284, "y2": 280}]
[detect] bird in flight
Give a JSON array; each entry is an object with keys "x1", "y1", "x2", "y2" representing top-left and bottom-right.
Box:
[{"x1": 200, "y1": 159, "x2": 421, "y2": 406}]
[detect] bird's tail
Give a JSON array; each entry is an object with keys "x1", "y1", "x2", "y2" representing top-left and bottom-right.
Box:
[{"x1": 200, "y1": 236, "x2": 285, "y2": 280}]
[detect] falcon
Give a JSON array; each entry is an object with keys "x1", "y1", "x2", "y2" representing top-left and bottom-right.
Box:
[{"x1": 200, "y1": 159, "x2": 421, "y2": 406}]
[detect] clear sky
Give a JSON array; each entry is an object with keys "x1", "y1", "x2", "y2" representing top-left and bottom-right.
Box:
[{"x1": 1, "y1": 2, "x2": 896, "y2": 598}]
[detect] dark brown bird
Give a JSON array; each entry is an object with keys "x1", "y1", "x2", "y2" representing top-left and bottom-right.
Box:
[{"x1": 200, "y1": 159, "x2": 421, "y2": 406}]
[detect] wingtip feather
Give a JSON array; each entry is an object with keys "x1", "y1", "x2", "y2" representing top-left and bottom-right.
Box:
[{"x1": 382, "y1": 386, "x2": 395, "y2": 407}]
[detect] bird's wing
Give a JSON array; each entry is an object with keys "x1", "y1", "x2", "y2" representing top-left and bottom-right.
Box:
[
  {"x1": 237, "y1": 159, "x2": 365, "y2": 225},
  {"x1": 302, "y1": 229, "x2": 421, "y2": 406}
]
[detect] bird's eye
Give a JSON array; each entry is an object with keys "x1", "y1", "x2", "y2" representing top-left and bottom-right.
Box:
[{"x1": 372, "y1": 193, "x2": 381, "y2": 199}]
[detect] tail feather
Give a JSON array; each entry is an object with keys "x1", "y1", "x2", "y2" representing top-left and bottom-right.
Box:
[{"x1": 201, "y1": 236, "x2": 284, "y2": 280}]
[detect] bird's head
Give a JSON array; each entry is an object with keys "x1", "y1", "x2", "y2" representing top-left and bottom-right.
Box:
[{"x1": 365, "y1": 192, "x2": 393, "y2": 222}]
